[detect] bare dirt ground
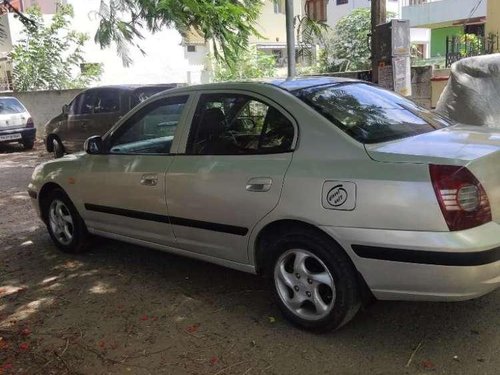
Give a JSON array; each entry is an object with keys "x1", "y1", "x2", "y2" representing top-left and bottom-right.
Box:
[{"x1": 0, "y1": 143, "x2": 499, "y2": 375}]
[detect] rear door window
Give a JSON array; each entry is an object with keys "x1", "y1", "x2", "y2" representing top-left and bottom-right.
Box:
[
  {"x1": 93, "y1": 90, "x2": 120, "y2": 114},
  {"x1": 187, "y1": 93, "x2": 295, "y2": 155}
]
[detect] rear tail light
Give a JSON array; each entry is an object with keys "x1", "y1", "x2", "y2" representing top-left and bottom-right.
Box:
[
  {"x1": 26, "y1": 117, "x2": 34, "y2": 128},
  {"x1": 429, "y1": 164, "x2": 491, "y2": 231}
]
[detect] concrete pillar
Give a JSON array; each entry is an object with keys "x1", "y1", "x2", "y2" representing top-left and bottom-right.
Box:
[{"x1": 486, "y1": 0, "x2": 500, "y2": 50}]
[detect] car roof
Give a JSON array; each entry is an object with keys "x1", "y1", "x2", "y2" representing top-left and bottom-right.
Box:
[
  {"x1": 159, "y1": 77, "x2": 360, "y2": 97},
  {"x1": 267, "y1": 76, "x2": 359, "y2": 91},
  {"x1": 84, "y1": 84, "x2": 180, "y2": 92}
]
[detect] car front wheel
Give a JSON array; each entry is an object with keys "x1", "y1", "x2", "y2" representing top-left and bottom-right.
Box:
[
  {"x1": 44, "y1": 190, "x2": 89, "y2": 253},
  {"x1": 270, "y1": 229, "x2": 361, "y2": 331}
]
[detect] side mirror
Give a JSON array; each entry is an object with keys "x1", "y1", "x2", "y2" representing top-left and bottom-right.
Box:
[
  {"x1": 84, "y1": 135, "x2": 104, "y2": 155},
  {"x1": 62, "y1": 104, "x2": 69, "y2": 115}
]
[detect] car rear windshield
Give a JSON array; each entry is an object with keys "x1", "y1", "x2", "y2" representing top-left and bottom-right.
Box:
[
  {"x1": 0, "y1": 98, "x2": 26, "y2": 115},
  {"x1": 131, "y1": 87, "x2": 173, "y2": 108},
  {"x1": 295, "y1": 83, "x2": 453, "y2": 144}
]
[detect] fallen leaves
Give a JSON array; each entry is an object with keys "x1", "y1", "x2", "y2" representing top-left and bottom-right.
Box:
[
  {"x1": 19, "y1": 328, "x2": 31, "y2": 337},
  {"x1": 186, "y1": 323, "x2": 201, "y2": 334},
  {"x1": 209, "y1": 356, "x2": 219, "y2": 366},
  {"x1": 421, "y1": 359, "x2": 435, "y2": 370}
]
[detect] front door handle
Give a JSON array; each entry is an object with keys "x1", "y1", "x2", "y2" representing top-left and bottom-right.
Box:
[
  {"x1": 141, "y1": 174, "x2": 158, "y2": 186},
  {"x1": 246, "y1": 177, "x2": 272, "y2": 192}
]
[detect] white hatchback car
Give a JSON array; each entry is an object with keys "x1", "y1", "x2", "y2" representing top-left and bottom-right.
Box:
[{"x1": 28, "y1": 78, "x2": 500, "y2": 331}]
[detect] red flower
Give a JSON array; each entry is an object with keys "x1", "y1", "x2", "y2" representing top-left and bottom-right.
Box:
[
  {"x1": 209, "y1": 356, "x2": 219, "y2": 366},
  {"x1": 19, "y1": 342, "x2": 29, "y2": 351}
]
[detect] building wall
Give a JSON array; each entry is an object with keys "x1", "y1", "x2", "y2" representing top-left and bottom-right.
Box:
[
  {"x1": 411, "y1": 28, "x2": 431, "y2": 59},
  {"x1": 326, "y1": 0, "x2": 400, "y2": 28},
  {"x1": 487, "y1": 0, "x2": 500, "y2": 40},
  {"x1": 402, "y1": 0, "x2": 486, "y2": 28},
  {"x1": 249, "y1": 1, "x2": 302, "y2": 46},
  {"x1": 431, "y1": 26, "x2": 463, "y2": 57},
  {"x1": 22, "y1": 0, "x2": 62, "y2": 14}
]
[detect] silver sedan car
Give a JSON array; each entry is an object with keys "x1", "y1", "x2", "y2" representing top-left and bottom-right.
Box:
[{"x1": 28, "y1": 78, "x2": 500, "y2": 331}]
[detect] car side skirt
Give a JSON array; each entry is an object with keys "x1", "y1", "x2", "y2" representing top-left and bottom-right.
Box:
[{"x1": 88, "y1": 228, "x2": 257, "y2": 274}]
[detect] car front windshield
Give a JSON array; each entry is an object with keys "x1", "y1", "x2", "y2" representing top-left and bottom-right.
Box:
[
  {"x1": 295, "y1": 83, "x2": 453, "y2": 144},
  {"x1": 0, "y1": 98, "x2": 26, "y2": 115}
]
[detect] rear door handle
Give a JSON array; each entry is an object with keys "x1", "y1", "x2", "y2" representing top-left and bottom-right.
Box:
[
  {"x1": 141, "y1": 174, "x2": 158, "y2": 186},
  {"x1": 246, "y1": 177, "x2": 272, "y2": 192}
]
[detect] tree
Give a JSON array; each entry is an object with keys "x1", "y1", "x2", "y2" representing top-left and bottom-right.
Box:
[
  {"x1": 93, "y1": 0, "x2": 263, "y2": 67},
  {"x1": 212, "y1": 46, "x2": 276, "y2": 81},
  {"x1": 10, "y1": 4, "x2": 102, "y2": 91},
  {"x1": 319, "y1": 8, "x2": 395, "y2": 72}
]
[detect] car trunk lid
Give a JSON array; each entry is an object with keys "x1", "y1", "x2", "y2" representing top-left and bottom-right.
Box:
[
  {"x1": 365, "y1": 124, "x2": 500, "y2": 224},
  {"x1": 0, "y1": 113, "x2": 28, "y2": 129}
]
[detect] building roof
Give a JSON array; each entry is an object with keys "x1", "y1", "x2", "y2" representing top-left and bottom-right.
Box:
[{"x1": 182, "y1": 28, "x2": 206, "y2": 46}]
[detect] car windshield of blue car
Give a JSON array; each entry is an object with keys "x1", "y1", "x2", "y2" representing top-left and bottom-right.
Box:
[{"x1": 295, "y1": 83, "x2": 454, "y2": 144}]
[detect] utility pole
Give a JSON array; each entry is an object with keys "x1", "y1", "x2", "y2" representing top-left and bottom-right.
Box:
[
  {"x1": 371, "y1": 0, "x2": 386, "y2": 83},
  {"x1": 285, "y1": 0, "x2": 296, "y2": 79}
]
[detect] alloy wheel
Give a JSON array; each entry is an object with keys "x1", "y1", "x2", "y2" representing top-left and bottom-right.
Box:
[
  {"x1": 49, "y1": 199, "x2": 74, "y2": 245},
  {"x1": 274, "y1": 249, "x2": 336, "y2": 321}
]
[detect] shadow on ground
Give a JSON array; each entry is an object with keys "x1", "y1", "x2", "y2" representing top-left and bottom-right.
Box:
[{"x1": 1, "y1": 227, "x2": 499, "y2": 374}]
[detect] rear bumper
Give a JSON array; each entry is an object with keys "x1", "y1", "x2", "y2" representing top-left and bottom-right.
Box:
[
  {"x1": 322, "y1": 222, "x2": 500, "y2": 301},
  {"x1": 0, "y1": 127, "x2": 36, "y2": 143}
]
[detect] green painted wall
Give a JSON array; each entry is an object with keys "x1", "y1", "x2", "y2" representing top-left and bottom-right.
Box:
[{"x1": 431, "y1": 26, "x2": 464, "y2": 57}]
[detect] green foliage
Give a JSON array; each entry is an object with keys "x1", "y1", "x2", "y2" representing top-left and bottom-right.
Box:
[
  {"x1": 10, "y1": 4, "x2": 102, "y2": 91},
  {"x1": 295, "y1": 15, "x2": 329, "y2": 62},
  {"x1": 94, "y1": 0, "x2": 263, "y2": 67},
  {"x1": 459, "y1": 33, "x2": 483, "y2": 57},
  {"x1": 319, "y1": 8, "x2": 395, "y2": 73},
  {"x1": 212, "y1": 47, "x2": 276, "y2": 82}
]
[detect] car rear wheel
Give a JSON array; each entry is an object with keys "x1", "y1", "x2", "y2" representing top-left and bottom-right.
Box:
[
  {"x1": 44, "y1": 189, "x2": 89, "y2": 253},
  {"x1": 269, "y1": 229, "x2": 361, "y2": 331},
  {"x1": 52, "y1": 138, "x2": 64, "y2": 158}
]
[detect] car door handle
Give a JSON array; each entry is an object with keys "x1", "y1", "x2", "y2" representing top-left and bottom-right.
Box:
[
  {"x1": 246, "y1": 177, "x2": 272, "y2": 192},
  {"x1": 141, "y1": 174, "x2": 158, "y2": 186}
]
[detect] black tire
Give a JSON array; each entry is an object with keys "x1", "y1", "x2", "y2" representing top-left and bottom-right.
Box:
[
  {"x1": 268, "y1": 228, "x2": 361, "y2": 332},
  {"x1": 43, "y1": 189, "x2": 89, "y2": 253},
  {"x1": 51, "y1": 137, "x2": 65, "y2": 158},
  {"x1": 22, "y1": 140, "x2": 35, "y2": 150}
]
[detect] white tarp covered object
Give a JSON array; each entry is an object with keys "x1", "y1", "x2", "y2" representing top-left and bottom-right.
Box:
[{"x1": 436, "y1": 54, "x2": 500, "y2": 126}]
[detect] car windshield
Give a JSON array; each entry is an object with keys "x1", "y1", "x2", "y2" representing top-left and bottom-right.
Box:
[
  {"x1": 0, "y1": 98, "x2": 26, "y2": 115},
  {"x1": 295, "y1": 83, "x2": 454, "y2": 144}
]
